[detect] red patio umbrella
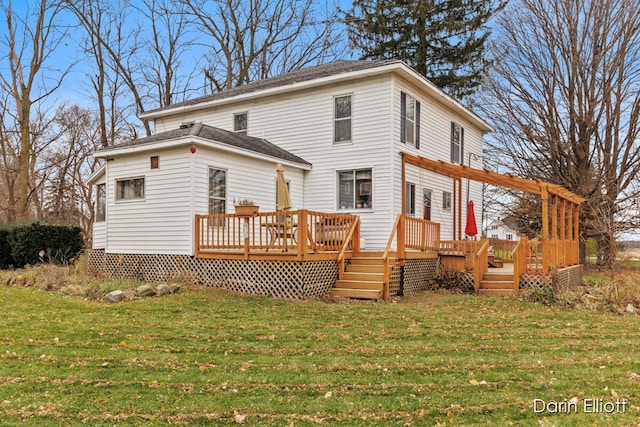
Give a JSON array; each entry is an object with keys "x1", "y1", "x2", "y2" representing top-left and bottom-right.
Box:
[{"x1": 465, "y1": 200, "x2": 478, "y2": 238}]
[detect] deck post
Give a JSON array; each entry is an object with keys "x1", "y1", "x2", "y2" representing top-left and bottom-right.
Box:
[
  {"x1": 398, "y1": 214, "x2": 406, "y2": 260},
  {"x1": 194, "y1": 215, "x2": 200, "y2": 258},
  {"x1": 298, "y1": 210, "x2": 308, "y2": 261}
]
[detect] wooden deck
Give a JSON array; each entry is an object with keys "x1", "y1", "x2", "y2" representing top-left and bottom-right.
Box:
[{"x1": 194, "y1": 211, "x2": 581, "y2": 300}]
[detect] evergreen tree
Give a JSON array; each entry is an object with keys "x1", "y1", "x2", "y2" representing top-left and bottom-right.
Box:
[{"x1": 345, "y1": 0, "x2": 500, "y2": 99}]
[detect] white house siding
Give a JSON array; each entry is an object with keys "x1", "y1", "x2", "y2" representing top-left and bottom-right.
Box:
[
  {"x1": 190, "y1": 145, "x2": 305, "y2": 217},
  {"x1": 92, "y1": 173, "x2": 107, "y2": 249},
  {"x1": 105, "y1": 147, "x2": 193, "y2": 255},
  {"x1": 391, "y1": 76, "x2": 485, "y2": 240},
  {"x1": 155, "y1": 75, "x2": 396, "y2": 249}
]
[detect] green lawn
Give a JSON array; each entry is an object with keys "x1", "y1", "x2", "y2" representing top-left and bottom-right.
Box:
[{"x1": 1, "y1": 286, "x2": 640, "y2": 426}]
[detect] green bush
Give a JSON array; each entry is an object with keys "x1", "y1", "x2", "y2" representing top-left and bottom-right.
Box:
[
  {"x1": 0, "y1": 227, "x2": 14, "y2": 269},
  {"x1": 7, "y1": 223, "x2": 84, "y2": 267}
]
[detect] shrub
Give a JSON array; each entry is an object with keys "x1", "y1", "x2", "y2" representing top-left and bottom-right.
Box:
[
  {"x1": 0, "y1": 227, "x2": 14, "y2": 269},
  {"x1": 8, "y1": 223, "x2": 84, "y2": 267}
]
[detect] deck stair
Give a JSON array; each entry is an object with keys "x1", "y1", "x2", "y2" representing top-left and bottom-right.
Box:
[
  {"x1": 478, "y1": 271, "x2": 515, "y2": 296},
  {"x1": 330, "y1": 251, "x2": 388, "y2": 299}
]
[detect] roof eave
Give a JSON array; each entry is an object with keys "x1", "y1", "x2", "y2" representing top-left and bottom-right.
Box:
[{"x1": 93, "y1": 137, "x2": 312, "y2": 171}]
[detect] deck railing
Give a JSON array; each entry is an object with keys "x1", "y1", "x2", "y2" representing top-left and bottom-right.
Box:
[
  {"x1": 474, "y1": 239, "x2": 490, "y2": 293},
  {"x1": 194, "y1": 210, "x2": 358, "y2": 259},
  {"x1": 404, "y1": 216, "x2": 440, "y2": 252},
  {"x1": 439, "y1": 239, "x2": 482, "y2": 255},
  {"x1": 488, "y1": 239, "x2": 517, "y2": 262},
  {"x1": 511, "y1": 238, "x2": 527, "y2": 291}
]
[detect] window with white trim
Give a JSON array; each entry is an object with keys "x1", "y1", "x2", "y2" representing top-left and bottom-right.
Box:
[
  {"x1": 208, "y1": 168, "x2": 227, "y2": 215},
  {"x1": 234, "y1": 112, "x2": 247, "y2": 134},
  {"x1": 338, "y1": 169, "x2": 372, "y2": 210},
  {"x1": 405, "y1": 182, "x2": 416, "y2": 216},
  {"x1": 334, "y1": 95, "x2": 352, "y2": 143},
  {"x1": 116, "y1": 178, "x2": 144, "y2": 201},
  {"x1": 401, "y1": 91, "x2": 420, "y2": 148},
  {"x1": 96, "y1": 184, "x2": 106, "y2": 221},
  {"x1": 450, "y1": 122, "x2": 464, "y2": 164},
  {"x1": 442, "y1": 191, "x2": 452, "y2": 211}
]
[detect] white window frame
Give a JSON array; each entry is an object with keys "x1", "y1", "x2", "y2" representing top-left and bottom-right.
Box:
[
  {"x1": 442, "y1": 191, "x2": 452, "y2": 211},
  {"x1": 95, "y1": 183, "x2": 106, "y2": 221},
  {"x1": 233, "y1": 112, "x2": 248, "y2": 135},
  {"x1": 115, "y1": 177, "x2": 145, "y2": 201},
  {"x1": 405, "y1": 182, "x2": 416, "y2": 216},
  {"x1": 451, "y1": 122, "x2": 463, "y2": 164},
  {"x1": 337, "y1": 168, "x2": 372, "y2": 210},
  {"x1": 333, "y1": 94, "x2": 352, "y2": 143},
  {"x1": 208, "y1": 167, "x2": 227, "y2": 215},
  {"x1": 402, "y1": 93, "x2": 417, "y2": 145}
]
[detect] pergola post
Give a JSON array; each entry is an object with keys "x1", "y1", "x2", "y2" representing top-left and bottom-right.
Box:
[
  {"x1": 541, "y1": 185, "x2": 550, "y2": 274},
  {"x1": 574, "y1": 203, "x2": 580, "y2": 265},
  {"x1": 551, "y1": 194, "x2": 558, "y2": 268},
  {"x1": 560, "y1": 199, "x2": 566, "y2": 266}
]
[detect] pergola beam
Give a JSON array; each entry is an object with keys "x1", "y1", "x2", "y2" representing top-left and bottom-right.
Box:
[{"x1": 402, "y1": 153, "x2": 585, "y2": 204}]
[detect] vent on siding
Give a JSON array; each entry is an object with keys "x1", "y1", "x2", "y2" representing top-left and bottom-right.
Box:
[{"x1": 179, "y1": 122, "x2": 195, "y2": 129}]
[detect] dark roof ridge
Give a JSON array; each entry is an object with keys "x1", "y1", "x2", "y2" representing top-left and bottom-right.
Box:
[{"x1": 143, "y1": 60, "x2": 400, "y2": 116}]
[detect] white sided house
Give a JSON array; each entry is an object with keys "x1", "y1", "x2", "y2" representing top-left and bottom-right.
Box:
[
  {"x1": 486, "y1": 216, "x2": 521, "y2": 242},
  {"x1": 92, "y1": 60, "x2": 490, "y2": 252},
  {"x1": 88, "y1": 60, "x2": 584, "y2": 300}
]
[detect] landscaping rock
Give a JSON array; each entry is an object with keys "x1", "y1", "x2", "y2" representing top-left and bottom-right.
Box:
[
  {"x1": 61, "y1": 285, "x2": 86, "y2": 295},
  {"x1": 156, "y1": 284, "x2": 170, "y2": 296},
  {"x1": 123, "y1": 289, "x2": 136, "y2": 300},
  {"x1": 136, "y1": 284, "x2": 156, "y2": 297},
  {"x1": 626, "y1": 303, "x2": 637, "y2": 314},
  {"x1": 104, "y1": 290, "x2": 126, "y2": 304}
]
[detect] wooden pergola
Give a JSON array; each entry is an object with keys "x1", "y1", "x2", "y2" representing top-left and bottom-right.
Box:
[{"x1": 402, "y1": 153, "x2": 585, "y2": 272}]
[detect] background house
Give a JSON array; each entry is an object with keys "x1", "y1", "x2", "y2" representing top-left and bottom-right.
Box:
[{"x1": 486, "y1": 216, "x2": 521, "y2": 241}]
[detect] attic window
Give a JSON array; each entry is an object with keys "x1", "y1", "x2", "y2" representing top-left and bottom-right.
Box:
[
  {"x1": 150, "y1": 156, "x2": 159, "y2": 169},
  {"x1": 234, "y1": 112, "x2": 247, "y2": 134}
]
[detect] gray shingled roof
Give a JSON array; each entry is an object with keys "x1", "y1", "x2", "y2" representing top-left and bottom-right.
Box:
[
  {"x1": 144, "y1": 60, "x2": 398, "y2": 115},
  {"x1": 95, "y1": 123, "x2": 311, "y2": 166}
]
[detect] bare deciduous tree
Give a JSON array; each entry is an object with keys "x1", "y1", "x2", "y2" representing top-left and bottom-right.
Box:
[
  {"x1": 483, "y1": 0, "x2": 640, "y2": 268},
  {"x1": 184, "y1": 0, "x2": 343, "y2": 92},
  {"x1": 0, "y1": 0, "x2": 69, "y2": 220}
]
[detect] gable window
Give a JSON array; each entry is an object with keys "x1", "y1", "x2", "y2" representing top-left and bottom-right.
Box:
[
  {"x1": 234, "y1": 112, "x2": 247, "y2": 134},
  {"x1": 405, "y1": 182, "x2": 416, "y2": 216},
  {"x1": 442, "y1": 191, "x2": 452, "y2": 211},
  {"x1": 450, "y1": 122, "x2": 464, "y2": 164},
  {"x1": 116, "y1": 178, "x2": 144, "y2": 201},
  {"x1": 208, "y1": 168, "x2": 227, "y2": 215},
  {"x1": 401, "y1": 91, "x2": 420, "y2": 148},
  {"x1": 334, "y1": 95, "x2": 352, "y2": 143},
  {"x1": 96, "y1": 184, "x2": 106, "y2": 222},
  {"x1": 338, "y1": 168, "x2": 372, "y2": 210}
]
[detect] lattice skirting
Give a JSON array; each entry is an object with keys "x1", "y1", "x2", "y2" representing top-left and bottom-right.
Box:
[
  {"x1": 553, "y1": 264, "x2": 583, "y2": 290},
  {"x1": 402, "y1": 258, "x2": 439, "y2": 295},
  {"x1": 519, "y1": 265, "x2": 582, "y2": 291},
  {"x1": 87, "y1": 250, "x2": 338, "y2": 300},
  {"x1": 389, "y1": 261, "x2": 401, "y2": 296}
]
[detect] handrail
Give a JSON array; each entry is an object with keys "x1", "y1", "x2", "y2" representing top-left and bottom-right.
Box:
[
  {"x1": 382, "y1": 214, "x2": 403, "y2": 302},
  {"x1": 510, "y1": 237, "x2": 525, "y2": 291},
  {"x1": 474, "y1": 239, "x2": 490, "y2": 294},
  {"x1": 336, "y1": 216, "x2": 360, "y2": 280}
]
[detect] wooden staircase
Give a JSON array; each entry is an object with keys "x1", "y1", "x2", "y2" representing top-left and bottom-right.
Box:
[
  {"x1": 478, "y1": 271, "x2": 515, "y2": 296},
  {"x1": 330, "y1": 251, "x2": 387, "y2": 299}
]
